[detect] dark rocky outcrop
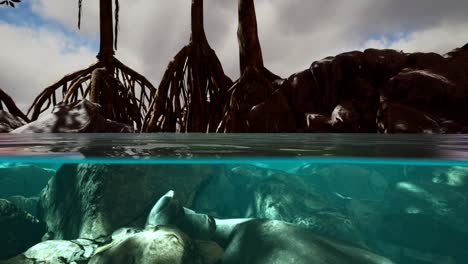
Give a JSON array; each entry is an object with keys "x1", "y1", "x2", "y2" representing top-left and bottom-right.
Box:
[
  {"x1": 0, "y1": 165, "x2": 54, "y2": 199},
  {"x1": 247, "y1": 89, "x2": 296, "y2": 132},
  {"x1": 304, "y1": 113, "x2": 333, "y2": 132},
  {"x1": 11, "y1": 100, "x2": 134, "y2": 133},
  {"x1": 257, "y1": 45, "x2": 468, "y2": 133},
  {"x1": 38, "y1": 164, "x2": 223, "y2": 240},
  {"x1": 377, "y1": 102, "x2": 442, "y2": 133},
  {"x1": 329, "y1": 102, "x2": 360, "y2": 132},
  {"x1": 462, "y1": 43, "x2": 468, "y2": 50},
  {"x1": 0, "y1": 200, "x2": 46, "y2": 260}
]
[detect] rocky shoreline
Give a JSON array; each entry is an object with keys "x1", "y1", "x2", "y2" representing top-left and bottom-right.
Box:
[{"x1": 1, "y1": 45, "x2": 467, "y2": 133}]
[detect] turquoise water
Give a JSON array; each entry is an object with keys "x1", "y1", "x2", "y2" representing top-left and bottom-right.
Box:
[{"x1": 1, "y1": 134, "x2": 468, "y2": 263}]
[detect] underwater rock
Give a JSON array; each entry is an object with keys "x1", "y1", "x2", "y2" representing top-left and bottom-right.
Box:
[
  {"x1": 295, "y1": 164, "x2": 389, "y2": 201},
  {"x1": 0, "y1": 199, "x2": 46, "y2": 260},
  {"x1": 374, "y1": 179, "x2": 468, "y2": 262},
  {"x1": 11, "y1": 100, "x2": 133, "y2": 133},
  {"x1": 249, "y1": 171, "x2": 365, "y2": 245},
  {"x1": 372, "y1": 240, "x2": 458, "y2": 264},
  {"x1": 390, "y1": 180, "x2": 468, "y2": 231},
  {"x1": 89, "y1": 226, "x2": 217, "y2": 264},
  {"x1": 0, "y1": 111, "x2": 26, "y2": 133},
  {"x1": 39, "y1": 164, "x2": 223, "y2": 240},
  {"x1": 192, "y1": 169, "x2": 239, "y2": 218},
  {"x1": 1, "y1": 239, "x2": 99, "y2": 264},
  {"x1": 378, "y1": 212, "x2": 468, "y2": 263},
  {"x1": 194, "y1": 165, "x2": 365, "y2": 246},
  {"x1": 141, "y1": 190, "x2": 394, "y2": 264},
  {"x1": 193, "y1": 164, "x2": 270, "y2": 218},
  {"x1": 0, "y1": 165, "x2": 55, "y2": 199},
  {"x1": 432, "y1": 166, "x2": 468, "y2": 190},
  {"x1": 194, "y1": 164, "x2": 301, "y2": 218},
  {"x1": 6, "y1": 196, "x2": 39, "y2": 217},
  {"x1": 249, "y1": 172, "x2": 328, "y2": 217}
]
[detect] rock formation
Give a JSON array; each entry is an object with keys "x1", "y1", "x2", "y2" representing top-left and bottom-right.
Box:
[
  {"x1": 38, "y1": 164, "x2": 223, "y2": 240},
  {"x1": 1, "y1": 239, "x2": 99, "y2": 264},
  {"x1": 0, "y1": 200, "x2": 46, "y2": 260},
  {"x1": 193, "y1": 165, "x2": 366, "y2": 246},
  {"x1": 12, "y1": 100, "x2": 133, "y2": 133},
  {"x1": 0, "y1": 165, "x2": 54, "y2": 199}
]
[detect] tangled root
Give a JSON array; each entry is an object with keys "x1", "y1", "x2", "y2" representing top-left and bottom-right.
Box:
[
  {"x1": 0, "y1": 88, "x2": 29, "y2": 123},
  {"x1": 217, "y1": 67, "x2": 281, "y2": 132},
  {"x1": 28, "y1": 57, "x2": 156, "y2": 131},
  {"x1": 142, "y1": 43, "x2": 232, "y2": 132}
]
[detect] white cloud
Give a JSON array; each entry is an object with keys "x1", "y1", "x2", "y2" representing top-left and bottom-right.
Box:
[
  {"x1": 31, "y1": 0, "x2": 99, "y2": 35},
  {"x1": 362, "y1": 20, "x2": 468, "y2": 54},
  {"x1": 0, "y1": 23, "x2": 95, "y2": 111}
]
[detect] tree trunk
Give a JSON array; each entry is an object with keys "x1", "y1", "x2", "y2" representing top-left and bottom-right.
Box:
[
  {"x1": 97, "y1": 0, "x2": 115, "y2": 65},
  {"x1": 188, "y1": 0, "x2": 205, "y2": 131},
  {"x1": 191, "y1": 0, "x2": 208, "y2": 45},
  {"x1": 238, "y1": 0, "x2": 264, "y2": 74}
]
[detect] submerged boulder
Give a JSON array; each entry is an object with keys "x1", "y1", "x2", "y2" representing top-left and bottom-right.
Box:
[
  {"x1": 1, "y1": 239, "x2": 99, "y2": 264},
  {"x1": 194, "y1": 165, "x2": 365, "y2": 246},
  {"x1": 0, "y1": 165, "x2": 55, "y2": 199},
  {"x1": 5, "y1": 196, "x2": 39, "y2": 217},
  {"x1": 11, "y1": 100, "x2": 133, "y2": 133},
  {"x1": 39, "y1": 164, "x2": 223, "y2": 240},
  {"x1": 250, "y1": 172, "x2": 364, "y2": 245},
  {"x1": 295, "y1": 164, "x2": 389, "y2": 201},
  {"x1": 0, "y1": 199, "x2": 46, "y2": 260}
]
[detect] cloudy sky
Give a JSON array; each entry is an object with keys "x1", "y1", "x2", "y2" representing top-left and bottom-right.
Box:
[{"x1": 1, "y1": 0, "x2": 467, "y2": 111}]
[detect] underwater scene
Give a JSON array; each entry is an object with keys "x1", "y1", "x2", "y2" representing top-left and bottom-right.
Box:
[{"x1": 1, "y1": 134, "x2": 468, "y2": 264}]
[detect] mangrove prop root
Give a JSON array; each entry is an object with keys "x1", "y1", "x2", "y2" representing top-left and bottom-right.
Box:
[
  {"x1": 0, "y1": 88, "x2": 30, "y2": 123},
  {"x1": 217, "y1": 0, "x2": 282, "y2": 132},
  {"x1": 28, "y1": 57, "x2": 156, "y2": 131},
  {"x1": 142, "y1": 43, "x2": 231, "y2": 133},
  {"x1": 216, "y1": 67, "x2": 275, "y2": 132},
  {"x1": 142, "y1": 0, "x2": 231, "y2": 133}
]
